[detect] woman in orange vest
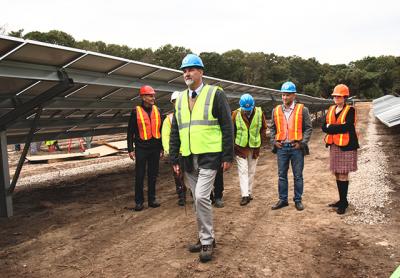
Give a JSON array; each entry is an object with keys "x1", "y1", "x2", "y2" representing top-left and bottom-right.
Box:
[
  {"x1": 322, "y1": 84, "x2": 359, "y2": 214},
  {"x1": 127, "y1": 85, "x2": 163, "y2": 211}
]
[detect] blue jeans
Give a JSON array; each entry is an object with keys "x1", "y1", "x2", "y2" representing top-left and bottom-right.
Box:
[{"x1": 277, "y1": 144, "x2": 304, "y2": 202}]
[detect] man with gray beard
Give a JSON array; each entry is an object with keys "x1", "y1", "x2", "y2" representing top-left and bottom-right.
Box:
[{"x1": 169, "y1": 54, "x2": 234, "y2": 263}]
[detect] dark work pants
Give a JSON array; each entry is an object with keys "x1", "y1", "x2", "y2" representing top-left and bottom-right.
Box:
[
  {"x1": 211, "y1": 167, "x2": 224, "y2": 200},
  {"x1": 173, "y1": 168, "x2": 186, "y2": 198},
  {"x1": 135, "y1": 147, "x2": 160, "y2": 205}
]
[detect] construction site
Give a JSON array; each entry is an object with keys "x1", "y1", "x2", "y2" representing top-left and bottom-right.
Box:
[{"x1": 0, "y1": 34, "x2": 399, "y2": 278}]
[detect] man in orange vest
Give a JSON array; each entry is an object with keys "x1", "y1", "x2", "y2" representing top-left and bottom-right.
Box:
[
  {"x1": 127, "y1": 85, "x2": 163, "y2": 211},
  {"x1": 270, "y1": 81, "x2": 312, "y2": 211}
]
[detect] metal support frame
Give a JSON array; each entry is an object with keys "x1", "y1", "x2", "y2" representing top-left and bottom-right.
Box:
[
  {"x1": 140, "y1": 68, "x2": 162, "y2": 79},
  {"x1": 8, "y1": 107, "x2": 43, "y2": 194},
  {"x1": 7, "y1": 127, "x2": 127, "y2": 144},
  {"x1": 0, "y1": 70, "x2": 74, "y2": 129},
  {"x1": 0, "y1": 70, "x2": 73, "y2": 217},
  {"x1": 0, "y1": 131, "x2": 13, "y2": 217}
]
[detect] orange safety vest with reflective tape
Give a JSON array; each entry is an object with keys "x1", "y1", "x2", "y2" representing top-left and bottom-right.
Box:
[
  {"x1": 136, "y1": 105, "x2": 161, "y2": 140},
  {"x1": 274, "y1": 103, "x2": 304, "y2": 141},
  {"x1": 324, "y1": 104, "x2": 354, "y2": 146}
]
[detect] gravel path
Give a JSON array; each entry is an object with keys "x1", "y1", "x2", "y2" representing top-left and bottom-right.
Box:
[
  {"x1": 17, "y1": 157, "x2": 132, "y2": 189},
  {"x1": 346, "y1": 109, "x2": 393, "y2": 224}
]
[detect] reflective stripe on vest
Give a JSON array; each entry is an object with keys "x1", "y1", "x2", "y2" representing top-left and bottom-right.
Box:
[
  {"x1": 324, "y1": 104, "x2": 352, "y2": 146},
  {"x1": 274, "y1": 103, "x2": 304, "y2": 141},
  {"x1": 136, "y1": 105, "x2": 161, "y2": 140},
  {"x1": 235, "y1": 107, "x2": 262, "y2": 148},
  {"x1": 175, "y1": 85, "x2": 222, "y2": 156},
  {"x1": 161, "y1": 113, "x2": 173, "y2": 153}
]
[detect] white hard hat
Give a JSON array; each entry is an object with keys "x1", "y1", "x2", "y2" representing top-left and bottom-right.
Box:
[{"x1": 170, "y1": 91, "x2": 180, "y2": 103}]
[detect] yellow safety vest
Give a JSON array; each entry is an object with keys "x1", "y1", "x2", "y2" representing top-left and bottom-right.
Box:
[
  {"x1": 175, "y1": 85, "x2": 222, "y2": 156},
  {"x1": 161, "y1": 113, "x2": 173, "y2": 154},
  {"x1": 235, "y1": 107, "x2": 262, "y2": 148}
]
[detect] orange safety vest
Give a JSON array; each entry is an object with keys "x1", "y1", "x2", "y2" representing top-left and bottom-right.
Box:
[
  {"x1": 324, "y1": 104, "x2": 354, "y2": 146},
  {"x1": 136, "y1": 105, "x2": 161, "y2": 140},
  {"x1": 274, "y1": 103, "x2": 304, "y2": 141}
]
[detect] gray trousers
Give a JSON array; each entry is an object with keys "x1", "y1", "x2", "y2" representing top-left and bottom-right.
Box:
[{"x1": 184, "y1": 155, "x2": 217, "y2": 245}]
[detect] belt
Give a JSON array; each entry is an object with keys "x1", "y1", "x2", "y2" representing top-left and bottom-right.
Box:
[{"x1": 281, "y1": 143, "x2": 293, "y2": 147}]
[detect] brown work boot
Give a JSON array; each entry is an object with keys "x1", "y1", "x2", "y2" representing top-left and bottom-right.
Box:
[{"x1": 199, "y1": 243, "x2": 214, "y2": 263}]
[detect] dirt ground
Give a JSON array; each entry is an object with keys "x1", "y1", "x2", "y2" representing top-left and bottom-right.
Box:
[{"x1": 0, "y1": 102, "x2": 399, "y2": 278}]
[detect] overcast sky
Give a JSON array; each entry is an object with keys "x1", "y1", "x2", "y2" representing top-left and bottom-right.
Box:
[{"x1": 1, "y1": 0, "x2": 399, "y2": 65}]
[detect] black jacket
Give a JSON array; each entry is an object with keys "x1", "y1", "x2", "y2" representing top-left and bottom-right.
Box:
[
  {"x1": 127, "y1": 103, "x2": 163, "y2": 152},
  {"x1": 169, "y1": 87, "x2": 234, "y2": 171},
  {"x1": 321, "y1": 105, "x2": 359, "y2": 151}
]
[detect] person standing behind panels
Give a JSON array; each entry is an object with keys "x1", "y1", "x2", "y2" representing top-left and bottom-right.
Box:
[
  {"x1": 322, "y1": 84, "x2": 359, "y2": 215},
  {"x1": 169, "y1": 54, "x2": 234, "y2": 263},
  {"x1": 127, "y1": 85, "x2": 163, "y2": 211},
  {"x1": 162, "y1": 91, "x2": 186, "y2": 206},
  {"x1": 232, "y1": 94, "x2": 268, "y2": 206},
  {"x1": 270, "y1": 81, "x2": 312, "y2": 211}
]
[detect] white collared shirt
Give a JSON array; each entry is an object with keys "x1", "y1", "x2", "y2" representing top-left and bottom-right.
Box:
[
  {"x1": 189, "y1": 83, "x2": 204, "y2": 98},
  {"x1": 282, "y1": 101, "x2": 296, "y2": 142},
  {"x1": 282, "y1": 101, "x2": 295, "y2": 121}
]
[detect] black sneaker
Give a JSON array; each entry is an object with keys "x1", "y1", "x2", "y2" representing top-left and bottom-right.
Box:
[
  {"x1": 271, "y1": 200, "x2": 289, "y2": 210},
  {"x1": 214, "y1": 198, "x2": 224, "y2": 208},
  {"x1": 337, "y1": 201, "x2": 349, "y2": 214},
  {"x1": 295, "y1": 201, "x2": 304, "y2": 211},
  {"x1": 328, "y1": 200, "x2": 340, "y2": 207},
  {"x1": 188, "y1": 239, "x2": 216, "y2": 253},
  {"x1": 199, "y1": 244, "x2": 214, "y2": 263},
  {"x1": 178, "y1": 198, "x2": 185, "y2": 206},
  {"x1": 240, "y1": 196, "x2": 250, "y2": 206},
  {"x1": 148, "y1": 200, "x2": 160, "y2": 208},
  {"x1": 134, "y1": 203, "x2": 144, "y2": 211}
]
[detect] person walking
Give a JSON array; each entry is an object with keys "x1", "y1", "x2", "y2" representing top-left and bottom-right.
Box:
[
  {"x1": 322, "y1": 84, "x2": 359, "y2": 214},
  {"x1": 270, "y1": 81, "x2": 312, "y2": 211},
  {"x1": 162, "y1": 91, "x2": 186, "y2": 206},
  {"x1": 232, "y1": 93, "x2": 268, "y2": 206},
  {"x1": 169, "y1": 54, "x2": 234, "y2": 263},
  {"x1": 210, "y1": 168, "x2": 224, "y2": 208},
  {"x1": 127, "y1": 85, "x2": 163, "y2": 211}
]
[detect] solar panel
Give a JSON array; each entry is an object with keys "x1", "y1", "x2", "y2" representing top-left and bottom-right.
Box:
[
  {"x1": 0, "y1": 34, "x2": 335, "y2": 217},
  {"x1": 0, "y1": 34, "x2": 331, "y2": 144},
  {"x1": 373, "y1": 95, "x2": 400, "y2": 127}
]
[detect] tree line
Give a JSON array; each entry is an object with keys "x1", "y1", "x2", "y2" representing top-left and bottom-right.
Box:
[{"x1": 7, "y1": 29, "x2": 400, "y2": 99}]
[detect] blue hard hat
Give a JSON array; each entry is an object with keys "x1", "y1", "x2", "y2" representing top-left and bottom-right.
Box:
[
  {"x1": 180, "y1": 54, "x2": 204, "y2": 69},
  {"x1": 280, "y1": 81, "x2": 296, "y2": 93},
  {"x1": 239, "y1": 93, "x2": 255, "y2": 111}
]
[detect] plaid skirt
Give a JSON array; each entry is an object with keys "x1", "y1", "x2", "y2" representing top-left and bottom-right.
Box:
[{"x1": 329, "y1": 144, "x2": 358, "y2": 174}]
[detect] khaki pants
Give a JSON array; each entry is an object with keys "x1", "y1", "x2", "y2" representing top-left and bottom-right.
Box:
[
  {"x1": 236, "y1": 152, "x2": 259, "y2": 197},
  {"x1": 184, "y1": 155, "x2": 217, "y2": 245}
]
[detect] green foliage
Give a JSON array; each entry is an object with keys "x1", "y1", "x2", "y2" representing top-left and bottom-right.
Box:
[
  {"x1": 24, "y1": 30, "x2": 76, "y2": 47},
  {"x1": 6, "y1": 29, "x2": 399, "y2": 99},
  {"x1": 154, "y1": 44, "x2": 191, "y2": 69},
  {"x1": 8, "y1": 28, "x2": 24, "y2": 37}
]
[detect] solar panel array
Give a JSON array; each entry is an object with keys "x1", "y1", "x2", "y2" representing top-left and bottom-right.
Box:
[
  {"x1": 0, "y1": 35, "x2": 332, "y2": 144},
  {"x1": 373, "y1": 95, "x2": 400, "y2": 127}
]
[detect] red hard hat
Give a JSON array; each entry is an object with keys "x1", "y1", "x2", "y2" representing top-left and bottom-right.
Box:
[
  {"x1": 331, "y1": 84, "x2": 350, "y2": 97},
  {"x1": 139, "y1": 85, "x2": 155, "y2": 96}
]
